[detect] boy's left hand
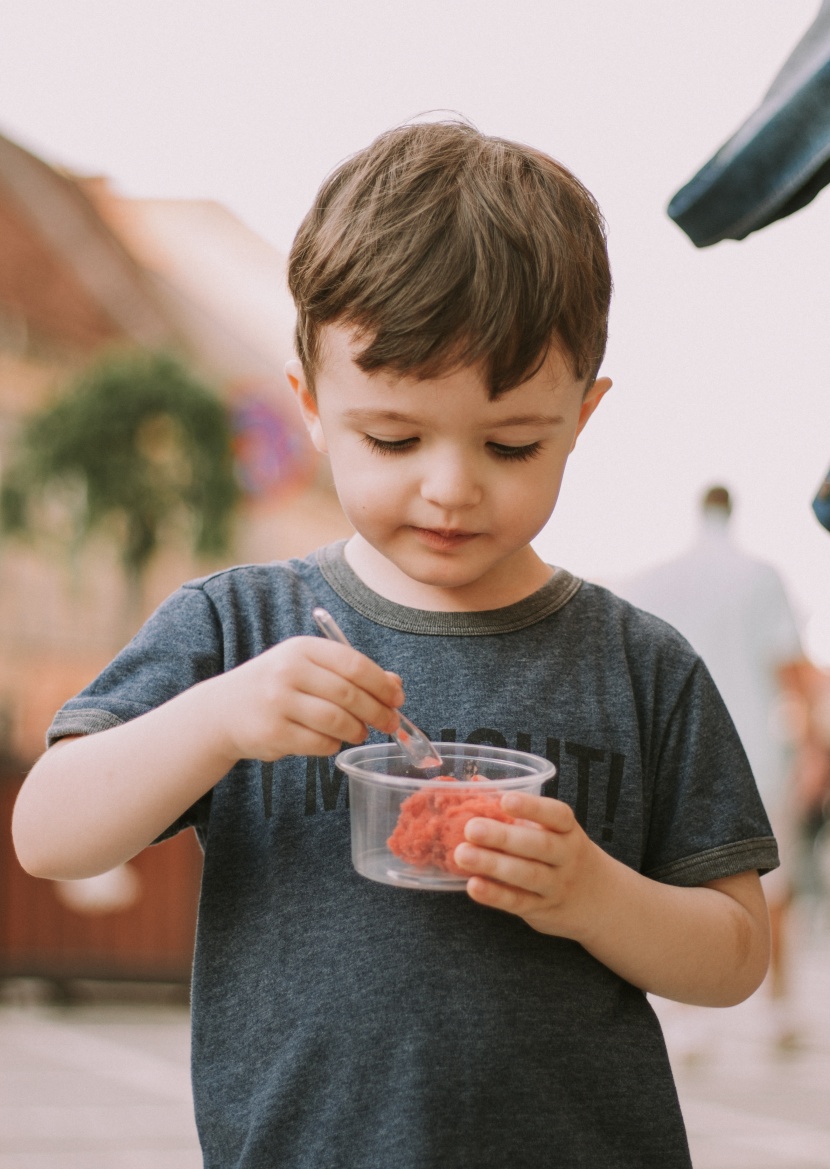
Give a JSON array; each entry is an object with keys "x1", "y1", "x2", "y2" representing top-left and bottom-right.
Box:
[{"x1": 453, "y1": 792, "x2": 611, "y2": 940}]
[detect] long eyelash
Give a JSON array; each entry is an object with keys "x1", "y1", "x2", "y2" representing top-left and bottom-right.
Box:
[
  {"x1": 360, "y1": 435, "x2": 542, "y2": 461},
  {"x1": 361, "y1": 434, "x2": 417, "y2": 456},
  {"x1": 489, "y1": 442, "x2": 543, "y2": 462}
]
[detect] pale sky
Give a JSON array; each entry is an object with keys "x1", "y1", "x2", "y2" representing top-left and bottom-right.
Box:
[{"x1": 2, "y1": 0, "x2": 830, "y2": 658}]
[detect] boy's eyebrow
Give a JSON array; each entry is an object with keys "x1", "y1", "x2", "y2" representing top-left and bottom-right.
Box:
[
  {"x1": 342, "y1": 408, "x2": 421, "y2": 424},
  {"x1": 342, "y1": 408, "x2": 565, "y2": 427},
  {"x1": 486, "y1": 413, "x2": 566, "y2": 427}
]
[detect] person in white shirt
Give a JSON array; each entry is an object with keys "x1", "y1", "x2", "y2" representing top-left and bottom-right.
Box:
[{"x1": 620, "y1": 485, "x2": 805, "y2": 1047}]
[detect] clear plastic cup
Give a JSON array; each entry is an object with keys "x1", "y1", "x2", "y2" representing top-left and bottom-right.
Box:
[{"x1": 336, "y1": 741, "x2": 556, "y2": 890}]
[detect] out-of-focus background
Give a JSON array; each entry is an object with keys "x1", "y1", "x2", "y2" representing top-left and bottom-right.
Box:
[{"x1": 2, "y1": 2, "x2": 830, "y2": 1167}]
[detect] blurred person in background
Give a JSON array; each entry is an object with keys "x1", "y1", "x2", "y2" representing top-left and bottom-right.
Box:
[
  {"x1": 620, "y1": 485, "x2": 807, "y2": 1050},
  {"x1": 788, "y1": 662, "x2": 830, "y2": 917}
]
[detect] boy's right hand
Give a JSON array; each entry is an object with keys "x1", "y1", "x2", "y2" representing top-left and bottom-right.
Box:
[
  {"x1": 14, "y1": 634, "x2": 405, "y2": 882},
  {"x1": 211, "y1": 636, "x2": 406, "y2": 763}
]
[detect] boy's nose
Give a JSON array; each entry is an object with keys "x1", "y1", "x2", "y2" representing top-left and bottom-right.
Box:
[{"x1": 419, "y1": 454, "x2": 482, "y2": 511}]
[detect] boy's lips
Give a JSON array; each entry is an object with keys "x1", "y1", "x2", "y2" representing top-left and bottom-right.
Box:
[{"x1": 411, "y1": 526, "x2": 479, "y2": 550}]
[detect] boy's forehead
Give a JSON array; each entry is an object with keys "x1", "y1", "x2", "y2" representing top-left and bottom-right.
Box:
[
  {"x1": 315, "y1": 323, "x2": 583, "y2": 398},
  {"x1": 316, "y1": 324, "x2": 381, "y2": 379}
]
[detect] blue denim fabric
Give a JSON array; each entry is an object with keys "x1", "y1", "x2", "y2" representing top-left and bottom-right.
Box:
[{"x1": 668, "y1": 2, "x2": 830, "y2": 247}]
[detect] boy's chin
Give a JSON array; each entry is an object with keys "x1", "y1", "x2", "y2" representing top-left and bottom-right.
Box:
[
  {"x1": 375, "y1": 548, "x2": 521, "y2": 606},
  {"x1": 347, "y1": 534, "x2": 490, "y2": 599}
]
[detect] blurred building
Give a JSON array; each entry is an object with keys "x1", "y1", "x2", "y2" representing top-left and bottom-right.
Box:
[
  {"x1": 0, "y1": 127, "x2": 349, "y2": 767},
  {"x1": 0, "y1": 128, "x2": 353, "y2": 987}
]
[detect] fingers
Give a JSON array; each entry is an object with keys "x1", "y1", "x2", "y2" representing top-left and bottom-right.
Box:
[
  {"x1": 270, "y1": 718, "x2": 348, "y2": 759},
  {"x1": 465, "y1": 875, "x2": 543, "y2": 915},
  {"x1": 500, "y1": 792, "x2": 575, "y2": 831},
  {"x1": 453, "y1": 796, "x2": 578, "y2": 898},
  {"x1": 222, "y1": 635, "x2": 408, "y2": 762},
  {"x1": 454, "y1": 796, "x2": 606, "y2": 939},
  {"x1": 455, "y1": 839, "x2": 557, "y2": 898},
  {"x1": 295, "y1": 656, "x2": 401, "y2": 738},
  {"x1": 303, "y1": 638, "x2": 405, "y2": 722},
  {"x1": 280, "y1": 689, "x2": 369, "y2": 750},
  {"x1": 248, "y1": 637, "x2": 407, "y2": 758}
]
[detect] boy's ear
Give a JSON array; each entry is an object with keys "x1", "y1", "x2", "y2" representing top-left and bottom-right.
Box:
[
  {"x1": 285, "y1": 360, "x2": 328, "y2": 454},
  {"x1": 571, "y1": 377, "x2": 612, "y2": 451}
]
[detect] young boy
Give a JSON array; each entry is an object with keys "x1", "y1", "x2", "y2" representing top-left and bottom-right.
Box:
[{"x1": 13, "y1": 121, "x2": 776, "y2": 1169}]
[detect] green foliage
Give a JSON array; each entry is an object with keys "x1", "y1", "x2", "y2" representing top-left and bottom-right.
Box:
[{"x1": 1, "y1": 350, "x2": 240, "y2": 581}]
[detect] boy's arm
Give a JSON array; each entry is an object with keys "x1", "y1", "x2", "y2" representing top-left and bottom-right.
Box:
[
  {"x1": 454, "y1": 793, "x2": 770, "y2": 1007},
  {"x1": 13, "y1": 637, "x2": 404, "y2": 881}
]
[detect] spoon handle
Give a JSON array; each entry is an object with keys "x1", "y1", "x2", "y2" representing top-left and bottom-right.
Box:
[{"x1": 311, "y1": 607, "x2": 442, "y2": 770}]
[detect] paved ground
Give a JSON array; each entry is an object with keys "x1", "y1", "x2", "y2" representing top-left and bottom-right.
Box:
[
  {"x1": 0, "y1": 989, "x2": 200, "y2": 1169},
  {"x1": 655, "y1": 907, "x2": 830, "y2": 1169},
  {"x1": 2, "y1": 908, "x2": 830, "y2": 1168}
]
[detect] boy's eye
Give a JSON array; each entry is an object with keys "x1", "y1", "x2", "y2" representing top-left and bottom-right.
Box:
[
  {"x1": 488, "y1": 441, "x2": 543, "y2": 462},
  {"x1": 361, "y1": 435, "x2": 418, "y2": 455}
]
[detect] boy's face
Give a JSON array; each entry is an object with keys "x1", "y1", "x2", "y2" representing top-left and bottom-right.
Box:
[{"x1": 287, "y1": 326, "x2": 610, "y2": 609}]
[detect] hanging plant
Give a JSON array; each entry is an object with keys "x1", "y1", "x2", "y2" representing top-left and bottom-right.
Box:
[{"x1": 1, "y1": 350, "x2": 240, "y2": 609}]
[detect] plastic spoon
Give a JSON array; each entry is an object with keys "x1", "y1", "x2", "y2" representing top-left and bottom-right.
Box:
[{"x1": 312, "y1": 607, "x2": 443, "y2": 770}]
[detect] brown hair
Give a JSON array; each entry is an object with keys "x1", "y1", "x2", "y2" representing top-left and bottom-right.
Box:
[
  {"x1": 702, "y1": 484, "x2": 733, "y2": 515},
  {"x1": 288, "y1": 119, "x2": 612, "y2": 397}
]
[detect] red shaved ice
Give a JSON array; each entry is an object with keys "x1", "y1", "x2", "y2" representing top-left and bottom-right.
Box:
[{"x1": 387, "y1": 777, "x2": 514, "y2": 876}]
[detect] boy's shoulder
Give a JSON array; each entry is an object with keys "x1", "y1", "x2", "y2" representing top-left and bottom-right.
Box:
[
  {"x1": 574, "y1": 578, "x2": 701, "y2": 660},
  {"x1": 173, "y1": 547, "x2": 329, "y2": 619},
  {"x1": 127, "y1": 548, "x2": 336, "y2": 660},
  {"x1": 569, "y1": 579, "x2": 710, "y2": 717},
  {"x1": 180, "y1": 549, "x2": 322, "y2": 595}
]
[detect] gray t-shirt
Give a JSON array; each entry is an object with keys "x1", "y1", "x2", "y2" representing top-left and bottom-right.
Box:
[{"x1": 48, "y1": 542, "x2": 777, "y2": 1169}]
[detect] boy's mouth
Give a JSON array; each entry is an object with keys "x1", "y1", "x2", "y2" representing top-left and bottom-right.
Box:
[{"x1": 411, "y1": 527, "x2": 478, "y2": 550}]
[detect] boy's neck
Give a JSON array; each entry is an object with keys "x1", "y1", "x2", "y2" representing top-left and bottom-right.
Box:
[{"x1": 343, "y1": 535, "x2": 554, "y2": 612}]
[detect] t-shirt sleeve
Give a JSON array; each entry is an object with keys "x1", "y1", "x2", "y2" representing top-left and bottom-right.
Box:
[
  {"x1": 641, "y1": 657, "x2": 780, "y2": 886},
  {"x1": 46, "y1": 582, "x2": 225, "y2": 839}
]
